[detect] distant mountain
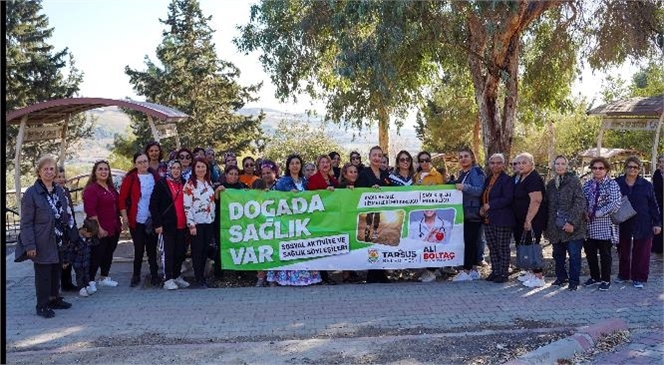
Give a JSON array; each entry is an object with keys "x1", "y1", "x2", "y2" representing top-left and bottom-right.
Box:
[{"x1": 78, "y1": 106, "x2": 421, "y2": 161}]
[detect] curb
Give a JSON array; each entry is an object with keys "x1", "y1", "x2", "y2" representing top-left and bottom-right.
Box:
[{"x1": 503, "y1": 318, "x2": 628, "y2": 365}]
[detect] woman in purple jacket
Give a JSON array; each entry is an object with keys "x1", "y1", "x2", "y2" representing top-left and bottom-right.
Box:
[{"x1": 480, "y1": 153, "x2": 515, "y2": 283}]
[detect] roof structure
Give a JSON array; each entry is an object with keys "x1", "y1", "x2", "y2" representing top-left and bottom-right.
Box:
[
  {"x1": 6, "y1": 97, "x2": 189, "y2": 124},
  {"x1": 587, "y1": 95, "x2": 663, "y2": 117},
  {"x1": 578, "y1": 147, "x2": 642, "y2": 159}
]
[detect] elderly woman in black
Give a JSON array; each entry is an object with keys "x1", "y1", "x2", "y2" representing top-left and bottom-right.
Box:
[{"x1": 17, "y1": 156, "x2": 74, "y2": 318}]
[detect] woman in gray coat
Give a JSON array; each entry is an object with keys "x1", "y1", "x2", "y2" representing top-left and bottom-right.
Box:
[
  {"x1": 17, "y1": 156, "x2": 74, "y2": 318},
  {"x1": 544, "y1": 156, "x2": 587, "y2": 291}
]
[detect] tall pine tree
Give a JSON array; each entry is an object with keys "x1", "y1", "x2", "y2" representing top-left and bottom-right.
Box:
[
  {"x1": 124, "y1": 0, "x2": 264, "y2": 156},
  {"x1": 6, "y1": 0, "x2": 93, "y2": 173}
]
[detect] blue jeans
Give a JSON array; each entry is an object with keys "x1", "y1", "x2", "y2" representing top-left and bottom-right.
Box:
[{"x1": 553, "y1": 239, "x2": 583, "y2": 285}]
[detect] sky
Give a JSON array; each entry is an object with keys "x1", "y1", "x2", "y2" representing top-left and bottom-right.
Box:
[{"x1": 42, "y1": 0, "x2": 641, "y2": 125}]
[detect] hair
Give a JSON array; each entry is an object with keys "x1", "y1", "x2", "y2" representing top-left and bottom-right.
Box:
[
  {"x1": 81, "y1": 217, "x2": 100, "y2": 236},
  {"x1": 86, "y1": 160, "x2": 114, "y2": 187},
  {"x1": 659, "y1": 154, "x2": 664, "y2": 161},
  {"x1": 205, "y1": 147, "x2": 215, "y2": 155},
  {"x1": 458, "y1": 146, "x2": 476, "y2": 164},
  {"x1": 188, "y1": 157, "x2": 211, "y2": 187},
  {"x1": 260, "y1": 159, "x2": 279, "y2": 175},
  {"x1": 589, "y1": 156, "x2": 611, "y2": 172},
  {"x1": 304, "y1": 162, "x2": 316, "y2": 172},
  {"x1": 192, "y1": 147, "x2": 205, "y2": 156},
  {"x1": 35, "y1": 155, "x2": 58, "y2": 178},
  {"x1": 242, "y1": 156, "x2": 255, "y2": 167},
  {"x1": 58, "y1": 165, "x2": 66, "y2": 174},
  {"x1": 224, "y1": 165, "x2": 240, "y2": 175},
  {"x1": 177, "y1": 148, "x2": 193, "y2": 159},
  {"x1": 416, "y1": 151, "x2": 432, "y2": 172},
  {"x1": 394, "y1": 150, "x2": 415, "y2": 177},
  {"x1": 349, "y1": 151, "x2": 361, "y2": 159},
  {"x1": 552, "y1": 155, "x2": 568, "y2": 168},
  {"x1": 489, "y1": 153, "x2": 506, "y2": 164},
  {"x1": 382, "y1": 155, "x2": 389, "y2": 164},
  {"x1": 223, "y1": 150, "x2": 237, "y2": 160},
  {"x1": 284, "y1": 154, "x2": 304, "y2": 178},
  {"x1": 132, "y1": 152, "x2": 147, "y2": 164},
  {"x1": 369, "y1": 146, "x2": 383, "y2": 155},
  {"x1": 328, "y1": 151, "x2": 340, "y2": 160},
  {"x1": 340, "y1": 162, "x2": 358, "y2": 185},
  {"x1": 144, "y1": 141, "x2": 163, "y2": 161},
  {"x1": 623, "y1": 156, "x2": 642, "y2": 170},
  {"x1": 167, "y1": 159, "x2": 182, "y2": 170},
  {"x1": 315, "y1": 154, "x2": 331, "y2": 169},
  {"x1": 517, "y1": 152, "x2": 535, "y2": 166}
]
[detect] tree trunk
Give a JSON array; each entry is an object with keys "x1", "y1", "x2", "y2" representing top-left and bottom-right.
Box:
[
  {"x1": 473, "y1": 116, "x2": 481, "y2": 159},
  {"x1": 377, "y1": 105, "x2": 390, "y2": 152}
]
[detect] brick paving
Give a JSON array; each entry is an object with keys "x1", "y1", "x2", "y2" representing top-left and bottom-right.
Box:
[
  {"x1": 586, "y1": 329, "x2": 664, "y2": 364},
  {"x1": 5, "y1": 244, "x2": 663, "y2": 363}
]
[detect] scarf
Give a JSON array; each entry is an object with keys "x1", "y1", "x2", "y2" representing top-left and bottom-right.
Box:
[{"x1": 38, "y1": 180, "x2": 65, "y2": 247}]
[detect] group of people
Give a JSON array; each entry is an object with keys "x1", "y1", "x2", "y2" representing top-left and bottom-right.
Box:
[{"x1": 17, "y1": 142, "x2": 663, "y2": 318}]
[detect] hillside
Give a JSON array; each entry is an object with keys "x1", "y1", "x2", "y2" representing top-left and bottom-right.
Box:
[{"x1": 72, "y1": 106, "x2": 421, "y2": 162}]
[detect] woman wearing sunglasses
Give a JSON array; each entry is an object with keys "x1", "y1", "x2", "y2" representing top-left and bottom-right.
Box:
[
  {"x1": 239, "y1": 157, "x2": 259, "y2": 187},
  {"x1": 582, "y1": 157, "x2": 621, "y2": 291},
  {"x1": 615, "y1": 156, "x2": 662, "y2": 289},
  {"x1": 388, "y1": 150, "x2": 414, "y2": 186},
  {"x1": 176, "y1": 148, "x2": 194, "y2": 181}
]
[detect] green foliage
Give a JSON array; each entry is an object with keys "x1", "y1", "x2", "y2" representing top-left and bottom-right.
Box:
[
  {"x1": 630, "y1": 62, "x2": 664, "y2": 97},
  {"x1": 123, "y1": 0, "x2": 265, "y2": 158},
  {"x1": 262, "y1": 119, "x2": 346, "y2": 169},
  {"x1": 5, "y1": 0, "x2": 93, "y2": 173}
]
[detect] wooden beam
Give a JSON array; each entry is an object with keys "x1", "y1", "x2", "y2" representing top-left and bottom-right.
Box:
[
  {"x1": 59, "y1": 114, "x2": 69, "y2": 168},
  {"x1": 147, "y1": 115, "x2": 160, "y2": 142},
  {"x1": 14, "y1": 116, "x2": 27, "y2": 215},
  {"x1": 652, "y1": 113, "x2": 663, "y2": 172}
]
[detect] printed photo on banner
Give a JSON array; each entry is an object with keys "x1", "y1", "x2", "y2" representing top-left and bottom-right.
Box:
[
  {"x1": 356, "y1": 210, "x2": 405, "y2": 246},
  {"x1": 407, "y1": 209, "x2": 455, "y2": 245}
]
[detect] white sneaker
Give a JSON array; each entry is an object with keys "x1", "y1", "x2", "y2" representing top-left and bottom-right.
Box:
[
  {"x1": 419, "y1": 270, "x2": 437, "y2": 282},
  {"x1": 79, "y1": 287, "x2": 90, "y2": 297},
  {"x1": 163, "y1": 279, "x2": 178, "y2": 290},
  {"x1": 469, "y1": 270, "x2": 480, "y2": 280},
  {"x1": 87, "y1": 281, "x2": 98, "y2": 294},
  {"x1": 173, "y1": 276, "x2": 190, "y2": 288},
  {"x1": 98, "y1": 277, "x2": 119, "y2": 287},
  {"x1": 518, "y1": 272, "x2": 533, "y2": 282},
  {"x1": 524, "y1": 276, "x2": 546, "y2": 287},
  {"x1": 452, "y1": 272, "x2": 473, "y2": 282}
]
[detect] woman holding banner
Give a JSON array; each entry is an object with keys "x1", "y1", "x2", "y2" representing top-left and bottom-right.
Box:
[
  {"x1": 266, "y1": 155, "x2": 322, "y2": 287},
  {"x1": 253, "y1": 160, "x2": 279, "y2": 287}
]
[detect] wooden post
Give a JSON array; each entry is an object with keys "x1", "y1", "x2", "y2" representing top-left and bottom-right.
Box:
[
  {"x1": 14, "y1": 116, "x2": 27, "y2": 215},
  {"x1": 652, "y1": 112, "x2": 663, "y2": 173},
  {"x1": 59, "y1": 115, "x2": 69, "y2": 168},
  {"x1": 147, "y1": 115, "x2": 160, "y2": 142},
  {"x1": 596, "y1": 120, "x2": 606, "y2": 157}
]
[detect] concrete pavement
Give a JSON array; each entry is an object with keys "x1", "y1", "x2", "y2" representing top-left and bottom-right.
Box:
[{"x1": 5, "y1": 242, "x2": 664, "y2": 364}]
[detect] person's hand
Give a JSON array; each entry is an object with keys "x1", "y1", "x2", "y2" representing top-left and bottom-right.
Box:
[
  {"x1": 155, "y1": 226, "x2": 163, "y2": 235},
  {"x1": 455, "y1": 183, "x2": 464, "y2": 191},
  {"x1": 347, "y1": 185, "x2": 354, "y2": 190},
  {"x1": 524, "y1": 221, "x2": 532, "y2": 231},
  {"x1": 654, "y1": 226, "x2": 662, "y2": 235},
  {"x1": 98, "y1": 227, "x2": 108, "y2": 238},
  {"x1": 327, "y1": 186, "x2": 335, "y2": 191},
  {"x1": 62, "y1": 263, "x2": 69, "y2": 269},
  {"x1": 189, "y1": 225, "x2": 197, "y2": 236},
  {"x1": 372, "y1": 184, "x2": 381, "y2": 189},
  {"x1": 27, "y1": 249, "x2": 36, "y2": 258},
  {"x1": 562, "y1": 223, "x2": 574, "y2": 233},
  {"x1": 482, "y1": 203, "x2": 490, "y2": 212},
  {"x1": 215, "y1": 185, "x2": 225, "y2": 198}
]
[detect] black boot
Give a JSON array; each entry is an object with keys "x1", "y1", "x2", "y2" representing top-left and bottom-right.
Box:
[
  {"x1": 130, "y1": 275, "x2": 141, "y2": 287},
  {"x1": 36, "y1": 306, "x2": 55, "y2": 318},
  {"x1": 49, "y1": 297, "x2": 72, "y2": 309}
]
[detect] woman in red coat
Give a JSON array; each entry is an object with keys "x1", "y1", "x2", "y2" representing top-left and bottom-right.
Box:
[{"x1": 307, "y1": 154, "x2": 338, "y2": 284}]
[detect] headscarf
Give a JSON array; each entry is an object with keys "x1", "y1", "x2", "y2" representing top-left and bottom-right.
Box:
[{"x1": 261, "y1": 159, "x2": 279, "y2": 176}]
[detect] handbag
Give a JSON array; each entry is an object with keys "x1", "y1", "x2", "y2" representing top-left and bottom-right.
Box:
[
  {"x1": 516, "y1": 232, "x2": 544, "y2": 270},
  {"x1": 610, "y1": 195, "x2": 637, "y2": 224}
]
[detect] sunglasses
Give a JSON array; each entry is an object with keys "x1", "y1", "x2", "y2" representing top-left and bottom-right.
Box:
[
  {"x1": 419, "y1": 158, "x2": 431, "y2": 163},
  {"x1": 178, "y1": 154, "x2": 192, "y2": 160},
  {"x1": 591, "y1": 166, "x2": 606, "y2": 171},
  {"x1": 512, "y1": 162, "x2": 519, "y2": 166},
  {"x1": 626, "y1": 165, "x2": 640, "y2": 170},
  {"x1": 399, "y1": 157, "x2": 411, "y2": 163},
  {"x1": 351, "y1": 156, "x2": 360, "y2": 160}
]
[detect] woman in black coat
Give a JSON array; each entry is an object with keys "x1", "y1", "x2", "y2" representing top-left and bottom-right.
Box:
[{"x1": 652, "y1": 154, "x2": 663, "y2": 255}]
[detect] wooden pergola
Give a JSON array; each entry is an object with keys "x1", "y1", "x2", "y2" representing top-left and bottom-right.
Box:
[
  {"x1": 6, "y1": 98, "x2": 189, "y2": 214},
  {"x1": 587, "y1": 94, "x2": 664, "y2": 171}
]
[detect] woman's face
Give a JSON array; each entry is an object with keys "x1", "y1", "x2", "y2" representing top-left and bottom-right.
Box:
[
  {"x1": 39, "y1": 162, "x2": 57, "y2": 183},
  {"x1": 135, "y1": 154, "x2": 149, "y2": 173},
  {"x1": 226, "y1": 169, "x2": 239, "y2": 184},
  {"x1": 380, "y1": 156, "x2": 389, "y2": 170},
  {"x1": 178, "y1": 151, "x2": 192, "y2": 168},
  {"x1": 194, "y1": 161, "x2": 208, "y2": 179},
  {"x1": 95, "y1": 162, "x2": 111, "y2": 183},
  {"x1": 350, "y1": 154, "x2": 361, "y2": 166},
  {"x1": 369, "y1": 149, "x2": 383, "y2": 167},
  {"x1": 489, "y1": 157, "x2": 504, "y2": 175},
  {"x1": 423, "y1": 210, "x2": 436, "y2": 218},
  {"x1": 261, "y1": 167, "x2": 276, "y2": 184},
  {"x1": 169, "y1": 163, "x2": 182, "y2": 179},
  {"x1": 625, "y1": 161, "x2": 640, "y2": 178},
  {"x1": 344, "y1": 166, "x2": 358, "y2": 183},
  {"x1": 243, "y1": 159, "x2": 255, "y2": 174},
  {"x1": 331, "y1": 154, "x2": 341, "y2": 168},
  {"x1": 398, "y1": 154, "x2": 411, "y2": 171},
  {"x1": 458, "y1": 151, "x2": 472, "y2": 169},
  {"x1": 554, "y1": 158, "x2": 568, "y2": 176},
  {"x1": 518, "y1": 157, "x2": 534, "y2": 174},
  {"x1": 591, "y1": 162, "x2": 607, "y2": 180},
  {"x1": 318, "y1": 157, "x2": 331, "y2": 173},
  {"x1": 511, "y1": 160, "x2": 521, "y2": 174},
  {"x1": 418, "y1": 154, "x2": 432, "y2": 172},
  {"x1": 194, "y1": 150, "x2": 205, "y2": 159},
  {"x1": 304, "y1": 164, "x2": 316, "y2": 178},
  {"x1": 55, "y1": 170, "x2": 66, "y2": 185},
  {"x1": 288, "y1": 158, "x2": 302, "y2": 176},
  {"x1": 147, "y1": 145, "x2": 161, "y2": 162},
  {"x1": 659, "y1": 156, "x2": 664, "y2": 171}
]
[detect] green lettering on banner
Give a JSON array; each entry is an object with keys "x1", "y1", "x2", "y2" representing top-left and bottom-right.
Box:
[{"x1": 220, "y1": 185, "x2": 465, "y2": 270}]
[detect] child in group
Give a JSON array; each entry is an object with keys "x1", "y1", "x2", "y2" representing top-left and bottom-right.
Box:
[{"x1": 64, "y1": 218, "x2": 100, "y2": 297}]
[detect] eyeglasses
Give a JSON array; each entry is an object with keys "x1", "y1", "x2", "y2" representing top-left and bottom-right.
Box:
[
  {"x1": 489, "y1": 161, "x2": 503, "y2": 165},
  {"x1": 591, "y1": 166, "x2": 606, "y2": 171},
  {"x1": 511, "y1": 162, "x2": 519, "y2": 166},
  {"x1": 399, "y1": 157, "x2": 411, "y2": 163},
  {"x1": 626, "y1": 165, "x2": 640, "y2": 170},
  {"x1": 178, "y1": 154, "x2": 191, "y2": 160},
  {"x1": 351, "y1": 156, "x2": 360, "y2": 161},
  {"x1": 244, "y1": 163, "x2": 255, "y2": 168},
  {"x1": 419, "y1": 158, "x2": 431, "y2": 163}
]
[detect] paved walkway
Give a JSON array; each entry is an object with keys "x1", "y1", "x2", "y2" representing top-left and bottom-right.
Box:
[
  {"x1": 5, "y1": 242, "x2": 663, "y2": 363},
  {"x1": 584, "y1": 329, "x2": 664, "y2": 364}
]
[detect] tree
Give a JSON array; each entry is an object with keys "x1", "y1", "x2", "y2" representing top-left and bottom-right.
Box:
[
  {"x1": 5, "y1": 0, "x2": 93, "y2": 173},
  {"x1": 123, "y1": 0, "x2": 264, "y2": 157},
  {"x1": 262, "y1": 119, "x2": 346, "y2": 168},
  {"x1": 236, "y1": 0, "x2": 663, "y2": 162}
]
